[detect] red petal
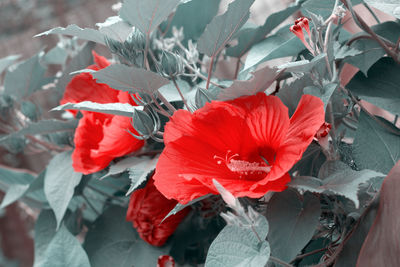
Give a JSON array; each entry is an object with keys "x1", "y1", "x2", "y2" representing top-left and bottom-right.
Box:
[
  {"x1": 92, "y1": 51, "x2": 110, "y2": 69},
  {"x1": 72, "y1": 112, "x2": 144, "y2": 174},
  {"x1": 267, "y1": 94, "x2": 325, "y2": 181}
]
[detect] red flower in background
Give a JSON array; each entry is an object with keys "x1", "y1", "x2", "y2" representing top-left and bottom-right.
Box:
[
  {"x1": 126, "y1": 178, "x2": 190, "y2": 246},
  {"x1": 60, "y1": 51, "x2": 144, "y2": 174},
  {"x1": 153, "y1": 93, "x2": 325, "y2": 204}
]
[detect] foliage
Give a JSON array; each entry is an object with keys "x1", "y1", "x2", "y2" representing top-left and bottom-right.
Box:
[{"x1": 1, "y1": 0, "x2": 400, "y2": 266}]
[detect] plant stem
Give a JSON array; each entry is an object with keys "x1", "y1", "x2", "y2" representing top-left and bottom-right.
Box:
[
  {"x1": 82, "y1": 194, "x2": 101, "y2": 216},
  {"x1": 182, "y1": 61, "x2": 223, "y2": 88},
  {"x1": 144, "y1": 34, "x2": 150, "y2": 70},
  {"x1": 171, "y1": 77, "x2": 190, "y2": 111},
  {"x1": 362, "y1": 3, "x2": 381, "y2": 24},
  {"x1": 206, "y1": 56, "x2": 215, "y2": 89},
  {"x1": 157, "y1": 91, "x2": 177, "y2": 113},
  {"x1": 269, "y1": 256, "x2": 294, "y2": 267}
]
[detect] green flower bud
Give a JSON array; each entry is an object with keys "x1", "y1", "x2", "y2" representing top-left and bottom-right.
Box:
[{"x1": 158, "y1": 51, "x2": 184, "y2": 77}]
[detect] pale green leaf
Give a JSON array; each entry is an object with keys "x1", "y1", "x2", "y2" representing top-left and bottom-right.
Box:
[
  {"x1": 44, "y1": 151, "x2": 83, "y2": 229},
  {"x1": 33, "y1": 210, "x2": 57, "y2": 267},
  {"x1": 126, "y1": 156, "x2": 159, "y2": 195},
  {"x1": 304, "y1": 82, "x2": 338, "y2": 110},
  {"x1": 36, "y1": 25, "x2": 106, "y2": 44},
  {"x1": 79, "y1": 64, "x2": 170, "y2": 94},
  {"x1": 43, "y1": 45, "x2": 68, "y2": 65},
  {"x1": 96, "y1": 16, "x2": 133, "y2": 42},
  {"x1": 197, "y1": 0, "x2": 255, "y2": 57},
  {"x1": 53, "y1": 101, "x2": 142, "y2": 117},
  {"x1": 218, "y1": 65, "x2": 282, "y2": 101},
  {"x1": 0, "y1": 184, "x2": 29, "y2": 209},
  {"x1": 364, "y1": 0, "x2": 400, "y2": 19},
  {"x1": 266, "y1": 190, "x2": 321, "y2": 263},
  {"x1": 119, "y1": 0, "x2": 180, "y2": 35},
  {"x1": 205, "y1": 216, "x2": 270, "y2": 267}
]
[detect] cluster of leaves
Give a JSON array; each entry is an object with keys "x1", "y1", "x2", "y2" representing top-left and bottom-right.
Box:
[{"x1": 0, "y1": 0, "x2": 399, "y2": 266}]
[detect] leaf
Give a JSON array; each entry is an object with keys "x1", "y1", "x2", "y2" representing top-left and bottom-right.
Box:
[
  {"x1": 304, "y1": 82, "x2": 338, "y2": 109},
  {"x1": 158, "y1": 79, "x2": 192, "y2": 102},
  {"x1": 0, "y1": 55, "x2": 20, "y2": 74},
  {"x1": 356, "y1": 160, "x2": 400, "y2": 266},
  {"x1": 197, "y1": 0, "x2": 255, "y2": 57},
  {"x1": 83, "y1": 206, "x2": 169, "y2": 267},
  {"x1": 33, "y1": 210, "x2": 57, "y2": 267},
  {"x1": 277, "y1": 75, "x2": 314, "y2": 116},
  {"x1": 4, "y1": 53, "x2": 47, "y2": 100},
  {"x1": 243, "y1": 25, "x2": 305, "y2": 71},
  {"x1": 119, "y1": 0, "x2": 180, "y2": 35},
  {"x1": 0, "y1": 184, "x2": 30, "y2": 209},
  {"x1": 126, "y1": 156, "x2": 159, "y2": 195},
  {"x1": 302, "y1": 0, "x2": 362, "y2": 18},
  {"x1": 279, "y1": 53, "x2": 326, "y2": 74},
  {"x1": 164, "y1": 0, "x2": 221, "y2": 43},
  {"x1": 226, "y1": 4, "x2": 301, "y2": 57},
  {"x1": 44, "y1": 151, "x2": 83, "y2": 229},
  {"x1": 35, "y1": 24, "x2": 106, "y2": 44},
  {"x1": 80, "y1": 64, "x2": 170, "y2": 94},
  {"x1": 162, "y1": 194, "x2": 211, "y2": 222},
  {"x1": 364, "y1": 0, "x2": 400, "y2": 19},
  {"x1": 353, "y1": 111, "x2": 400, "y2": 174},
  {"x1": 56, "y1": 42, "x2": 95, "y2": 96},
  {"x1": 289, "y1": 161, "x2": 384, "y2": 208},
  {"x1": 0, "y1": 119, "x2": 78, "y2": 145},
  {"x1": 266, "y1": 189, "x2": 321, "y2": 263},
  {"x1": 205, "y1": 216, "x2": 270, "y2": 267},
  {"x1": 40, "y1": 225, "x2": 90, "y2": 267},
  {"x1": 0, "y1": 166, "x2": 35, "y2": 187},
  {"x1": 347, "y1": 57, "x2": 400, "y2": 115},
  {"x1": 96, "y1": 16, "x2": 132, "y2": 42},
  {"x1": 43, "y1": 45, "x2": 68, "y2": 65},
  {"x1": 334, "y1": 42, "x2": 363, "y2": 60},
  {"x1": 218, "y1": 65, "x2": 282, "y2": 101},
  {"x1": 53, "y1": 101, "x2": 142, "y2": 117}
]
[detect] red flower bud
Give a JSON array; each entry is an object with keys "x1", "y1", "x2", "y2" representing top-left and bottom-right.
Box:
[
  {"x1": 157, "y1": 255, "x2": 175, "y2": 267},
  {"x1": 315, "y1": 122, "x2": 332, "y2": 139},
  {"x1": 126, "y1": 177, "x2": 190, "y2": 246}
]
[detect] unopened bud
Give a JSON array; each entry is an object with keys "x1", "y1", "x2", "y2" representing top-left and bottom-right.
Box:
[
  {"x1": 132, "y1": 109, "x2": 156, "y2": 138},
  {"x1": 195, "y1": 87, "x2": 212, "y2": 109},
  {"x1": 125, "y1": 28, "x2": 146, "y2": 51},
  {"x1": 158, "y1": 51, "x2": 184, "y2": 77}
]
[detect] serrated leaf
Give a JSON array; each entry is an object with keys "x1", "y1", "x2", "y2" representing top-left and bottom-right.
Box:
[
  {"x1": 162, "y1": 194, "x2": 211, "y2": 222},
  {"x1": 197, "y1": 0, "x2": 255, "y2": 57},
  {"x1": 83, "y1": 206, "x2": 169, "y2": 267},
  {"x1": 36, "y1": 24, "x2": 106, "y2": 44},
  {"x1": 266, "y1": 189, "x2": 321, "y2": 263},
  {"x1": 354, "y1": 111, "x2": 400, "y2": 174},
  {"x1": 243, "y1": 25, "x2": 304, "y2": 71},
  {"x1": 226, "y1": 4, "x2": 300, "y2": 57},
  {"x1": 44, "y1": 151, "x2": 83, "y2": 229},
  {"x1": 79, "y1": 64, "x2": 170, "y2": 95},
  {"x1": 347, "y1": 57, "x2": 400, "y2": 115},
  {"x1": 0, "y1": 55, "x2": 20, "y2": 74},
  {"x1": 119, "y1": 0, "x2": 180, "y2": 35},
  {"x1": 279, "y1": 53, "x2": 326, "y2": 74},
  {"x1": 40, "y1": 225, "x2": 90, "y2": 267},
  {"x1": 165, "y1": 0, "x2": 221, "y2": 43},
  {"x1": 289, "y1": 162, "x2": 384, "y2": 208},
  {"x1": 4, "y1": 53, "x2": 47, "y2": 100},
  {"x1": 364, "y1": 0, "x2": 400, "y2": 19},
  {"x1": 0, "y1": 119, "x2": 78, "y2": 145},
  {"x1": 304, "y1": 82, "x2": 337, "y2": 110},
  {"x1": 218, "y1": 65, "x2": 282, "y2": 101},
  {"x1": 53, "y1": 101, "x2": 142, "y2": 117},
  {"x1": 96, "y1": 16, "x2": 132, "y2": 42},
  {"x1": 56, "y1": 42, "x2": 95, "y2": 96},
  {"x1": 126, "y1": 156, "x2": 159, "y2": 195},
  {"x1": 205, "y1": 216, "x2": 270, "y2": 267}
]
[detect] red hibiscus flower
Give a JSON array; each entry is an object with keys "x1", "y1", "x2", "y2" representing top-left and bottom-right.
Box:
[
  {"x1": 60, "y1": 51, "x2": 144, "y2": 174},
  {"x1": 126, "y1": 177, "x2": 190, "y2": 246},
  {"x1": 153, "y1": 93, "x2": 325, "y2": 204}
]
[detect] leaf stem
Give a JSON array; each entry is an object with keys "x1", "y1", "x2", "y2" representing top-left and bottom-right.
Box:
[
  {"x1": 269, "y1": 256, "x2": 294, "y2": 267},
  {"x1": 157, "y1": 91, "x2": 177, "y2": 113},
  {"x1": 206, "y1": 56, "x2": 215, "y2": 89},
  {"x1": 171, "y1": 77, "x2": 190, "y2": 111}
]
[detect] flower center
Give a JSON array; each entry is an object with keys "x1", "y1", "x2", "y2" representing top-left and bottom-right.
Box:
[{"x1": 214, "y1": 150, "x2": 271, "y2": 178}]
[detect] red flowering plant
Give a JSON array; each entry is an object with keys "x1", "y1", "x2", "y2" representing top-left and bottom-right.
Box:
[{"x1": 0, "y1": 0, "x2": 399, "y2": 266}]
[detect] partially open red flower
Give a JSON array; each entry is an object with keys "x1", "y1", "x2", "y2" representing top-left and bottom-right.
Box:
[
  {"x1": 60, "y1": 51, "x2": 144, "y2": 174},
  {"x1": 153, "y1": 93, "x2": 325, "y2": 204},
  {"x1": 126, "y1": 178, "x2": 190, "y2": 246},
  {"x1": 290, "y1": 17, "x2": 313, "y2": 54}
]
